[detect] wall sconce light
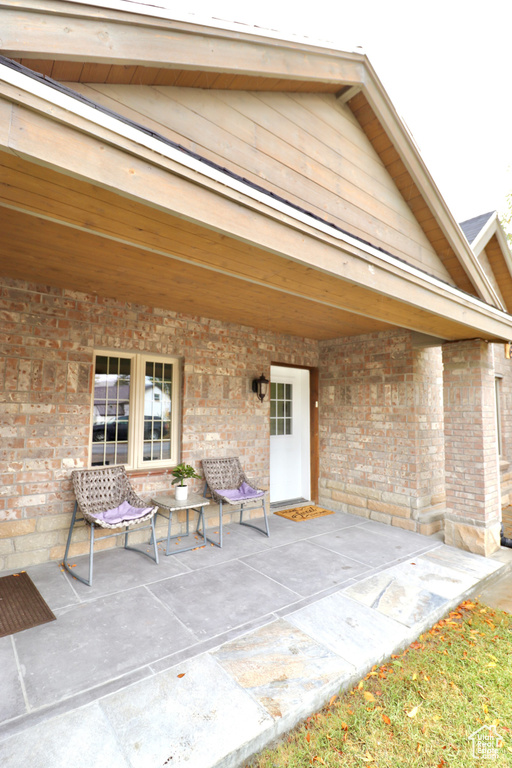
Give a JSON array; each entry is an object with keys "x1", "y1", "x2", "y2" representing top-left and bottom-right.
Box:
[{"x1": 252, "y1": 373, "x2": 270, "y2": 402}]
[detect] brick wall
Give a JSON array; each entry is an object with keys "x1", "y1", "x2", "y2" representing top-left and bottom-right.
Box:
[
  {"x1": 492, "y1": 342, "x2": 512, "y2": 506},
  {"x1": 318, "y1": 330, "x2": 445, "y2": 531},
  {"x1": 0, "y1": 278, "x2": 318, "y2": 571},
  {"x1": 442, "y1": 339, "x2": 501, "y2": 556}
]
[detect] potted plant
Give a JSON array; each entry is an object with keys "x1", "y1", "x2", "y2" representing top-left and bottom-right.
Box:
[{"x1": 171, "y1": 463, "x2": 201, "y2": 501}]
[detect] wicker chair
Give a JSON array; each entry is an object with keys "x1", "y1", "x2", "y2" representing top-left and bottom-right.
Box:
[
  {"x1": 201, "y1": 457, "x2": 270, "y2": 547},
  {"x1": 63, "y1": 465, "x2": 159, "y2": 586}
]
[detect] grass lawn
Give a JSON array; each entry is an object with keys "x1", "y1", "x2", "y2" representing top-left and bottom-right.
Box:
[{"x1": 249, "y1": 600, "x2": 512, "y2": 767}]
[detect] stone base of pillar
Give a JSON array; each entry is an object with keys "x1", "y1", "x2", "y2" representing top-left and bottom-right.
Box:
[{"x1": 444, "y1": 517, "x2": 501, "y2": 557}]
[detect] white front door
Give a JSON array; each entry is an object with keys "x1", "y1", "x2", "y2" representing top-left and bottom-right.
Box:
[{"x1": 270, "y1": 366, "x2": 310, "y2": 504}]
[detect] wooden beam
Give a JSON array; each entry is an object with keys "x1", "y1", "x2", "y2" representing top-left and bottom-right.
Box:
[
  {"x1": 337, "y1": 85, "x2": 361, "y2": 104},
  {"x1": 0, "y1": 5, "x2": 365, "y2": 85}
]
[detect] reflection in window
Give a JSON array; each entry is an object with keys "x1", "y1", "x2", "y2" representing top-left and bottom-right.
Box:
[
  {"x1": 92, "y1": 355, "x2": 131, "y2": 466},
  {"x1": 90, "y1": 352, "x2": 179, "y2": 468},
  {"x1": 143, "y1": 361, "x2": 172, "y2": 462}
]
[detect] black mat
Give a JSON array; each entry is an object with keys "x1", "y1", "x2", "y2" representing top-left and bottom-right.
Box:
[{"x1": 0, "y1": 571, "x2": 56, "y2": 638}]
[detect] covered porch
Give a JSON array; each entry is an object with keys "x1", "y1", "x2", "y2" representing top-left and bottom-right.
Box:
[
  {"x1": 0, "y1": 509, "x2": 508, "y2": 767},
  {"x1": 2, "y1": 53, "x2": 512, "y2": 567}
]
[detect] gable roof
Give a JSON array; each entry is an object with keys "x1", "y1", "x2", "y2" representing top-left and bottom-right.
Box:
[
  {"x1": 460, "y1": 212, "x2": 495, "y2": 244},
  {"x1": 0, "y1": 0, "x2": 502, "y2": 309},
  {"x1": 460, "y1": 211, "x2": 512, "y2": 311},
  {"x1": 0, "y1": 54, "x2": 478, "y2": 289}
]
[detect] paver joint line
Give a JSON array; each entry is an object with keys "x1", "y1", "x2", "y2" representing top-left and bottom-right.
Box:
[{"x1": 0, "y1": 514, "x2": 507, "y2": 768}]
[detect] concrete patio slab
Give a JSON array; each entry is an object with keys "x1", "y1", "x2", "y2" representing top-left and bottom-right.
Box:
[
  {"x1": 0, "y1": 703, "x2": 131, "y2": 768},
  {"x1": 100, "y1": 653, "x2": 274, "y2": 768},
  {"x1": 344, "y1": 569, "x2": 448, "y2": 627},
  {"x1": 0, "y1": 510, "x2": 509, "y2": 768},
  {"x1": 147, "y1": 559, "x2": 298, "y2": 639},
  {"x1": 62, "y1": 546, "x2": 190, "y2": 601},
  {"x1": 242, "y1": 539, "x2": 368, "y2": 595},
  {"x1": 213, "y1": 618, "x2": 355, "y2": 721},
  {"x1": 286, "y1": 591, "x2": 406, "y2": 668},
  {"x1": 15, "y1": 587, "x2": 196, "y2": 708},
  {"x1": 311, "y1": 524, "x2": 432, "y2": 567},
  {"x1": 0, "y1": 638, "x2": 26, "y2": 722}
]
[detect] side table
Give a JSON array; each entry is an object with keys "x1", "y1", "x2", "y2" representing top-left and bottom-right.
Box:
[{"x1": 151, "y1": 491, "x2": 210, "y2": 555}]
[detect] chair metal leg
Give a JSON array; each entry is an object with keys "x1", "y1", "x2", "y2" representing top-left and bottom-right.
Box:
[
  {"x1": 150, "y1": 515, "x2": 159, "y2": 564},
  {"x1": 63, "y1": 502, "x2": 96, "y2": 587},
  {"x1": 63, "y1": 501, "x2": 78, "y2": 571},
  {"x1": 88, "y1": 522, "x2": 94, "y2": 585},
  {"x1": 124, "y1": 517, "x2": 160, "y2": 564},
  {"x1": 239, "y1": 497, "x2": 270, "y2": 537}
]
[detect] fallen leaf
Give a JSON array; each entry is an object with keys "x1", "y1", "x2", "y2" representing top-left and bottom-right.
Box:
[
  {"x1": 382, "y1": 714, "x2": 391, "y2": 725},
  {"x1": 363, "y1": 692, "x2": 376, "y2": 702},
  {"x1": 306, "y1": 732, "x2": 311, "y2": 743},
  {"x1": 407, "y1": 705, "x2": 421, "y2": 718},
  {"x1": 329, "y1": 695, "x2": 338, "y2": 706},
  {"x1": 177, "y1": 673, "x2": 186, "y2": 679}
]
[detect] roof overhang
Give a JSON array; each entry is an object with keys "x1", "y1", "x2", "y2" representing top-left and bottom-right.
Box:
[
  {"x1": 0, "y1": 0, "x2": 502, "y2": 310},
  {"x1": 1, "y1": 61, "x2": 512, "y2": 343},
  {"x1": 467, "y1": 212, "x2": 512, "y2": 312},
  {"x1": 471, "y1": 212, "x2": 512, "y2": 267}
]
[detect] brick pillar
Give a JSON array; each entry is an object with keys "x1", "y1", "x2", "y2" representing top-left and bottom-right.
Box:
[{"x1": 442, "y1": 340, "x2": 501, "y2": 556}]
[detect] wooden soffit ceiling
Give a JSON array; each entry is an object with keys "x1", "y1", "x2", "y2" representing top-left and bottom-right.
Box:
[{"x1": 1, "y1": 148, "x2": 511, "y2": 344}]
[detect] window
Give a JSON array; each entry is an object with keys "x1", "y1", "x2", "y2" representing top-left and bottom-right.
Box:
[
  {"x1": 270, "y1": 382, "x2": 293, "y2": 436},
  {"x1": 90, "y1": 351, "x2": 180, "y2": 469},
  {"x1": 495, "y1": 376, "x2": 503, "y2": 457}
]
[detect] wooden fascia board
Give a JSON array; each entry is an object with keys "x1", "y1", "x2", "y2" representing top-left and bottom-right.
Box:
[
  {"x1": 469, "y1": 215, "x2": 497, "y2": 256},
  {"x1": 0, "y1": 2, "x2": 365, "y2": 84},
  {"x1": 2, "y1": 88, "x2": 512, "y2": 343},
  {"x1": 492, "y1": 227, "x2": 512, "y2": 279},
  {"x1": 470, "y1": 214, "x2": 512, "y2": 279},
  {"x1": 358, "y1": 60, "x2": 502, "y2": 309}
]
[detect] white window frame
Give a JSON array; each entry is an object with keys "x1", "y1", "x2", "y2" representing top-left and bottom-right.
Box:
[
  {"x1": 495, "y1": 375, "x2": 503, "y2": 458},
  {"x1": 89, "y1": 350, "x2": 181, "y2": 470}
]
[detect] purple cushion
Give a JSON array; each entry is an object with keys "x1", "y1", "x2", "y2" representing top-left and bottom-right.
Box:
[
  {"x1": 91, "y1": 499, "x2": 154, "y2": 524},
  {"x1": 217, "y1": 481, "x2": 264, "y2": 502}
]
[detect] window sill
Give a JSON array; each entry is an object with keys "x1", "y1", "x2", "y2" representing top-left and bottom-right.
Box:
[{"x1": 127, "y1": 467, "x2": 175, "y2": 478}]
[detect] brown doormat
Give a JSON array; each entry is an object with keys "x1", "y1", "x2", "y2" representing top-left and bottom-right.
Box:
[
  {"x1": 274, "y1": 505, "x2": 335, "y2": 522},
  {"x1": 0, "y1": 571, "x2": 56, "y2": 638}
]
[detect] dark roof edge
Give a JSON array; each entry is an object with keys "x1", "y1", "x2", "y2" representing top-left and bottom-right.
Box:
[{"x1": 459, "y1": 211, "x2": 496, "y2": 244}]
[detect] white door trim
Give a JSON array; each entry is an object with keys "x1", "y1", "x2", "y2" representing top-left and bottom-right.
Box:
[{"x1": 270, "y1": 365, "x2": 311, "y2": 504}]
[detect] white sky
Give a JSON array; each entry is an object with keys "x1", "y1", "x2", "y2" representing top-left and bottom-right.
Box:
[{"x1": 88, "y1": 0, "x2": 512, "y2": 223}]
